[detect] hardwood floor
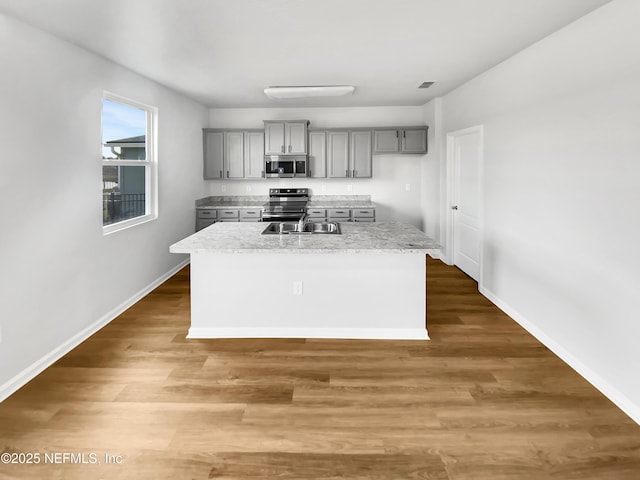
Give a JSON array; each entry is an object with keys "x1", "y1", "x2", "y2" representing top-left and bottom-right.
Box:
[{"x1": 1, "y1": 258, "x2": 639, "y2": 479}]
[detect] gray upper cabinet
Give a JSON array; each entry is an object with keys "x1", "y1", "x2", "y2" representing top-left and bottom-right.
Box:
[
  {"x1": 401, "y1": 128, "x2": 428, "y2": 154},
  {"x1": 327, "y1": 131, "x2": 350, "y2": 178},
  {"x1": 373, "y1": 129, "x2": 400, "y2": 154},
  {"x1": 224, "y1": 131, "x2": 244, "y2": 179},
  {"x1": 203, "y1": 129, "x2": 265, "y2": 180},
  {"x1": 204, "y1": 131, "x2": 224, "y2": 179},
  {"x1": 308, "y1": 131, "x2": 326, "y2": 178},
  {"x1": 263, "y1": 120, "x2": 308, "y2": 155},
  {"x1": 351, "y1": 130, "x2": 372, "y2": 178},
  {"x1": 372, "y1": 127, "x2": 428, "y2": 154},
  {"x1": 244, "y1": 131, "x2": 265, "y2": 179},
  {"x1": 327, "y1": 130, "x2": 372, "y2": 178}
]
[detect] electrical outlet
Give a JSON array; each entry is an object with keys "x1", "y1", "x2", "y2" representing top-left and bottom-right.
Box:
[
  {"x1": 293, "y1": 281, "x2": 303, "y2": 296},
  {"x1": 321, "y1": 184, "x2": 327, "y2": 193},
  {"x1": 221, "y1": 184, "x2": 227, "y2": 193},
  {"x1": 347, "y1": 184, "x2": 353, "y2": 192},
  {"x1": 405, "y1": 183, "x2": 411, "y2": 192},
  {"x1": 246, "y1": 185, "x2": 252, "y2": 193}
]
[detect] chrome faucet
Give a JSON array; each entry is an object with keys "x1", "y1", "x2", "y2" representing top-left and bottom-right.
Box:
[{"x1": 298, "y1": 212, "x2": 309, "y2": 231}]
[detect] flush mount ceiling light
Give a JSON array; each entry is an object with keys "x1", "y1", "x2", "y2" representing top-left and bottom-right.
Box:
[{"x1": 264, "y1": 85, "x2": 355, "y2": 99}]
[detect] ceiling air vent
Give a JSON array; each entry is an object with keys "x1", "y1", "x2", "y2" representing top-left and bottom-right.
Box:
[{"x1": 418, "y1": 82, "x2": 434, "y2": 89}]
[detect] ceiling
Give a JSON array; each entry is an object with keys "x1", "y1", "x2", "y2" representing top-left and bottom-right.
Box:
[{"x1": 0, "y1": 0, "x2": 612, "y2": 108}]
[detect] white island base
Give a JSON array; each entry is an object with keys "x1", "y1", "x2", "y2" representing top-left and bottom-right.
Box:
[{"x1": 189, "y1": 252, "x2": 428, "y2": 340}]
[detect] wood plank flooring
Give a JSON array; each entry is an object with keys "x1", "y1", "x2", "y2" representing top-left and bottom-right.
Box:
[{"x1": 1, "y1": 258, "x2": 639, "y2": 479}]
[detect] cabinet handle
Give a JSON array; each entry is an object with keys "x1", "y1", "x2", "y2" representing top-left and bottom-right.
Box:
[
  {"x1": 288, "y1": 145, "x2": 292, "y2": 152},
  {"x1": 345, "y1": 169, "x2": 349, "y2": 177},
  {"x1": 353, "y1": 169, "x2": 357, "y2": 177},
  {"x1": 262, "y1": 170, "x2": 265, "y2": 178},
  {"x1": 219, "y1": 170, "x2": 222, "y2": 178},
  {"x1": 403, "y1": 131, "x2": 406, "y2": 138},
  {"x1": 226, "y1": 171, "x2": 229, "y2": 178},
  {"x1": 281, "y1": 145, "x2": 285, "y2": 153},
  {"x1": 396, "y1": 131, "x2": 398, "y2": 138}
]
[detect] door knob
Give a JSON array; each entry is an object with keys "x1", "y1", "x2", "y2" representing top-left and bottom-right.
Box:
[{"x1": 451, "y1": 205, "x2": 458, "y2": 210}]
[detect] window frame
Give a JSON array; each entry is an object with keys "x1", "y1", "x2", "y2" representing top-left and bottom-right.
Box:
[{"x1": 101, "y1": 92, "x2": 158, "y2": 235}]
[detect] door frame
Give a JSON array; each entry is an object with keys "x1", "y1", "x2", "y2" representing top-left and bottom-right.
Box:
[{"x1": 445, "y1": 125, "x2": 484, "y2": 282}]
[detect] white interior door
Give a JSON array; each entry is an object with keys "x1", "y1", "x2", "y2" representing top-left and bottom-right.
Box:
[{"x1": 448, "y1": 126, "x2": 483, "y2": 281}]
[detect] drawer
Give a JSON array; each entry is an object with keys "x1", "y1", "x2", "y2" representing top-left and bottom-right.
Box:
[
  {"x1": 218, "y1": 209, "x2": 239, "y2": 219},
  {"x1": 240, "y1": 209, "x2": 262, "y2": 221},
  {"x1": 327, "y1": 209, "x2": 350, "y2": 219},
  {"x1": 308, "y1": 217, "x2": 327, "y2": 223},
  {"x1": 196, "y1": 219, "x2": 216, "y2": 231},
  {"x1": 307, "y1": 208, "x2": 326, "y2": 217},
  {"x1": 352, "y1": 208, "x2": 375, "y2": 218},
  {"x1": 196, "y1": 209, "x2": 218, "y2": 220}
]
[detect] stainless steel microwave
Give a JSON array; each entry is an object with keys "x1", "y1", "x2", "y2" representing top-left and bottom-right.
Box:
[{"x1": 264, "y1": 155, "x2": 308, "y2": 178}]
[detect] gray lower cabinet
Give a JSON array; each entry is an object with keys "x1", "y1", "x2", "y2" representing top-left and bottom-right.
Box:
[
  {"x1": 196, "y1": 208, "x2": 264, "y2": 230},
  {"x1": 196, "y1": 208, "x2": 218, "y2": 231},
  {"x1": 327, "y1": 208, "x2": 351, "y2": 221},
  {"x1": 240, "y1": 208, "x2": 262, "y2": 222},
  {"x1": 307, "y1": 208, "x2": 327, "y2": 223},
  {"x1": 352, "y1": 208, "x2": 375, "y2": 222}
]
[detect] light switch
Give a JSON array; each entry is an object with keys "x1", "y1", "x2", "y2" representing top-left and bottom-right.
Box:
[{"x1": 293, "y1": 281, "x2": 303, "y2": 296}]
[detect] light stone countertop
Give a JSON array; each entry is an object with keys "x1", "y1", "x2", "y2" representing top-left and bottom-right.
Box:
[
  {"x1": 195, "y1": 195, "x2": 375, "y2": 210},
  {"x1": 196, "y1": 196, "x2": 266, "y2": 209},
  {"x1": 170, "y1": 221, "x2": 440, "y2": 255}
]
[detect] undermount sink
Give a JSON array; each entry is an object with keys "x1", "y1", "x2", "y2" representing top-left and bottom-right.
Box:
[{"x1": 261, "y1": 221, "x2": 341, "y2": 235}]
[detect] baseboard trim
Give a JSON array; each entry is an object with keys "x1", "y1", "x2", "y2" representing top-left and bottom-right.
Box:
[
  {"x1": 187, "y1": 327, "x2": 429, "y2": 340},
  {"x1": 479, "y1": 285, "x2": 640, "y2": 426},
  {"x1": 0, "y1": 259, "x2": 190, "y2": 403}
]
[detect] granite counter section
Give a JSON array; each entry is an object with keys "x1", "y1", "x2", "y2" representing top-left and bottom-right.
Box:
[
  {"x1": 307, "y1": 195, "x2": 375, "y2": 209},
  {"x1": 170, "y1": 221, "x2": 439, "y2": 255},
  {"x1": 196, "y1": 195, "x2": 375, "y2": 210},
  {"x1": 196, "y1": 195, "x2": 267, "y2": 209}
]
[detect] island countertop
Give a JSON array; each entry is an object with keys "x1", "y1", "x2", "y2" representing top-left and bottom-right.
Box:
[{"x1": 170, "y1": 221, "x2": 440, "y2": 255}]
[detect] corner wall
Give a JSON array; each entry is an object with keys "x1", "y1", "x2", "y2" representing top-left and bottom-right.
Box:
[
  {"x1": 0, "y1": 13, "x2": 208, "y2": 398},
  {"x1": 440, "y1": 0, "x2": 640, "y2": 421}
]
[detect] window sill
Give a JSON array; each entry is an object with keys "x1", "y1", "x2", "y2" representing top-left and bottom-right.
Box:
[{"x1": 103, "y1": 213, "x2": 156, "y2": 235}]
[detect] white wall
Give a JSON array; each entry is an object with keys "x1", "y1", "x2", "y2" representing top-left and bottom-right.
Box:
[
  {"x1": 0, "y1": 13, "x2": 208, "y2": 397},
  {"x1": 440, "y1": 0, "x2": 640, "y2": 421},
  {"x1": 208, "y1": 107, "x2": 429, "y2": 226},
  {"x1": 421, "y1": 98, "x2": 442, "y2": 240}
]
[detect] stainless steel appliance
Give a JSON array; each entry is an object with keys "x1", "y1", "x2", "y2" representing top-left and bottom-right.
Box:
[
  {"x1": 261, "y1": 188, "x2": 309, "y2": 222},
  {"x1": 264, "y1": 155, "x2": 308, "y2": 178}
]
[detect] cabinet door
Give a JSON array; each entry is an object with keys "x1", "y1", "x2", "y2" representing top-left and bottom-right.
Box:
[
  {"x1": 401, "y1": 128, "x2": 427, "y2": 154},
  {"x1": 286, "y1": 121, "x2": 307, "y2": 154},
  {"x1": 264, "y1": 122, "x2": 285, "y2": 154},
  {"x1": 351, "y1": 130, "x2": 372, "y2": 178},
  {"x1": 327, "y1": 131, "x2": 349, "y2": 178},
  {"x1": 373, "y1": 129, "x2": 399, "y2": 154},
  {"x1": 224, "y1": 131, "x2": 244, "y2": 178},
  {"x1": 308, "y1": 131, "x2": 326, "y2": 178},
  {"x1": 244, "y1": 131, "x2": 265, "y2": 179},
  {"x1": 203, "y1": 131, "x2": 224, "y2": 179}
]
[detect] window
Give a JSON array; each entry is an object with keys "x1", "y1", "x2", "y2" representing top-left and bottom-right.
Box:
[{"x1": 101, "y1": 93, "x2": 157, "y2": 234}]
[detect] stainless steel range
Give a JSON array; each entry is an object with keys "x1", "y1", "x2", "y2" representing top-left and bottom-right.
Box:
[{"x1": 261, "y1": 188, "x2": 308, "y2": 222}]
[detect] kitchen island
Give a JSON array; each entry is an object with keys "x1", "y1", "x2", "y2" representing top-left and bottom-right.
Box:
[{"x1": 170, "y1": 222, "x2": 440, "y2": 340}]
